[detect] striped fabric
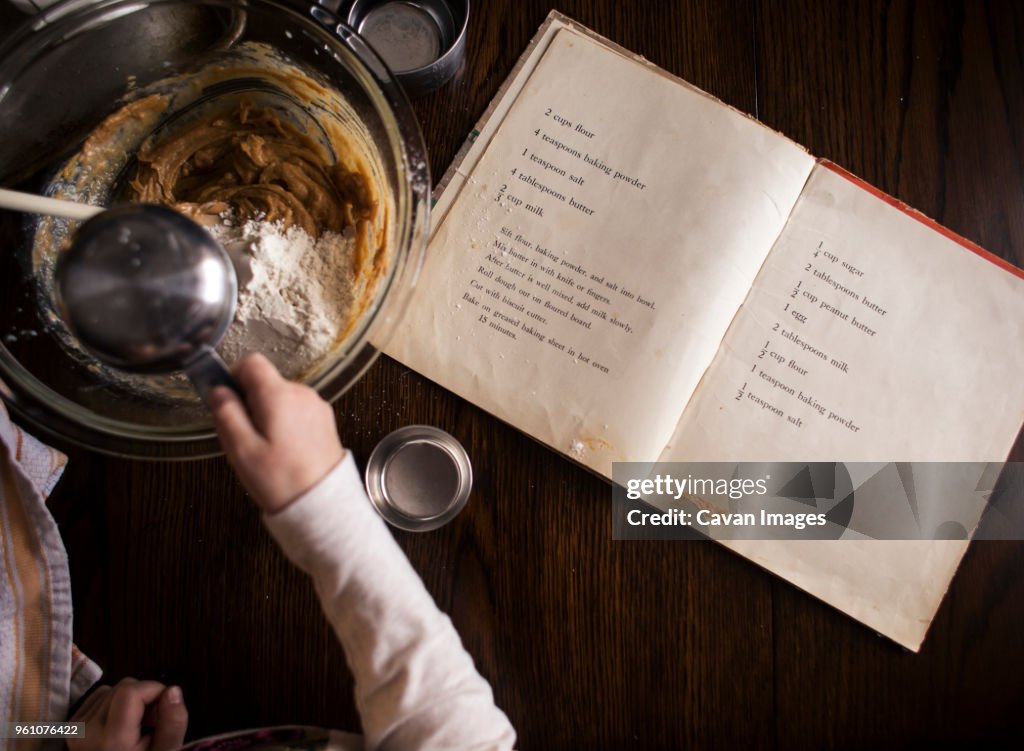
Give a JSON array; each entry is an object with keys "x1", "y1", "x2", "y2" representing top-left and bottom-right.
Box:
[{"x1": 0, "y1": 402, "x2": 101, "y2": 749}]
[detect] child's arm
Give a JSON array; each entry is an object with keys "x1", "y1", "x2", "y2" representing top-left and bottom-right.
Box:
[{"x1": 211, "y1": 355, "x2": 516, "y2": 751}]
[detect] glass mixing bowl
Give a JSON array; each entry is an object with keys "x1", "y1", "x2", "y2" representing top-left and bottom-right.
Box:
[{"x1": 0, "y1": 0, "x2": 429, "y2": 458}]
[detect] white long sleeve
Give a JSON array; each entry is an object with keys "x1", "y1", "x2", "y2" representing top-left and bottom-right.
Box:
[{"x1": 262, "y1": 452, "x2": 516, "y2": 751}]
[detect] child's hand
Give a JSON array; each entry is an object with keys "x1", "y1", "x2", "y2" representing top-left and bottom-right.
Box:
[
  {"x1": 69, "y1": 678, "x2": 187, "y2": 751},
  {"x1": 210, "y1": 353, "x2": 345, "y2": 513}
]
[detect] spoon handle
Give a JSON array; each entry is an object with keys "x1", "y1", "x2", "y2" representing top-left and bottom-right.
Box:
[
  {"x1": 0, "y1": 187, "x2": 105, "y2": 221},
  {"x1": 184, "y1": 348, "x2": 245, "y2": 406}
]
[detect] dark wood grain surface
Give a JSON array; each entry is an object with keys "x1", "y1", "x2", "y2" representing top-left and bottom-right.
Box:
[{"x1": 3, "y1": 1, "x2": 1023, "y2": 748}]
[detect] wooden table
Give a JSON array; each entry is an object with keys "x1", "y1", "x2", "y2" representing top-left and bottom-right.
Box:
[{"x1": 4, "y1": 1, "x2": 1024, "y2": 747}]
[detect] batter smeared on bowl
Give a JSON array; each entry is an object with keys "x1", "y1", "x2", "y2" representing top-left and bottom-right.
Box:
[
  {"x1": 128, "y1": 101, "x2": 374, "y2": 239},
  {"x1": 34, "y1": 42, "x2": 394, "y2": 388},
  {"x1": 126, "y1": 101, "x2": 375, "y2": 377}
]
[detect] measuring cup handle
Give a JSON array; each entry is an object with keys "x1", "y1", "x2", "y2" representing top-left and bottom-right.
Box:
[{"x1": 185, "y1": 348, "x2": 245, "y2": 406}]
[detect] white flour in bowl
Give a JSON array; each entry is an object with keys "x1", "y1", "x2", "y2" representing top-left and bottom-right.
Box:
[{"x1": 210, "y1": 215, "x2": 357, "y2": 379}]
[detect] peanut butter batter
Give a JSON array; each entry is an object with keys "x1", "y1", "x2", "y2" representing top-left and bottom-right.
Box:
[
  {"x1": 127, "y1": 101, "x2": 375, "y2": 240},
  {"x1": 33, "y1": 42, "x2": 395, "y2": 397}
]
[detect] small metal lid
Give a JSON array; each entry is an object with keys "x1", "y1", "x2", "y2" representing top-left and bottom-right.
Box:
[
  {"x1": 346, "y1": 0, "x2": 468, "y2": 96},
  {"x1": 365, "y1": 425, "x2": 473, "y2": 531}
]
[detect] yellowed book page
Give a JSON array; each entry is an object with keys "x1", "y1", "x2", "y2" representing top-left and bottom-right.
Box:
[
  {"x1": 385, "y1": 27, "x2": 815, "y2": 477},
  {"x1": 661, "y1": 163, "x2": 1024, "y2": 462},
  {"x1": 427, "y1": 12, "x2": 574, "y2": 223},
  {"x1": 658, "y1": 163, "x2": 1024, "y2": 651},
  {"x1": 724, "y1": 538, "x2": 966, "y2": 651}
]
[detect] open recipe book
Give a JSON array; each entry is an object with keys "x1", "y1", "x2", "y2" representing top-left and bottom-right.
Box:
[{"x1": 385, "y1": 12, "x2": 1024, "y2": 650}]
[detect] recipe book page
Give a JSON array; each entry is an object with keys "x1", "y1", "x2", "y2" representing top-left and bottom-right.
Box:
[
  {"x1": 386, "y1": 27, "x2": 815, "y2": 477},
  {"x1": 661, "y1": 162, "x2": 1024, "y2": 464},
  {"x1": 656, "y1": 162, "x2": 1024, "y2": 651}
]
